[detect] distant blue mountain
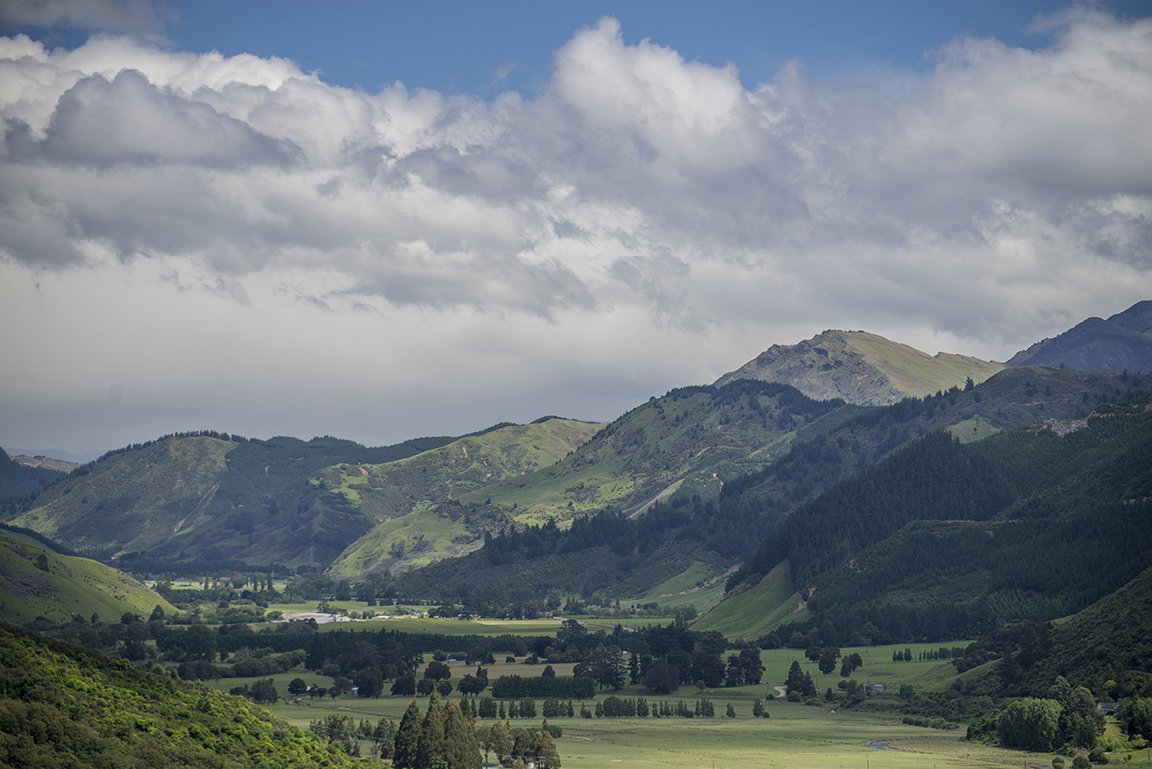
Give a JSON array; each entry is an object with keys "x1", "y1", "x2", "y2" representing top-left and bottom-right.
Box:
[{"x1": 1006, "y1": 300, "x2": 1152, "y2": 372}]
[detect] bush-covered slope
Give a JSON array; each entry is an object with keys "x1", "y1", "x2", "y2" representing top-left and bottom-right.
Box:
[
  {"x1": 1023, "y1": 564, "x2": 1152, "y2": 695},
  {"x1": 0, "y1": 530, "x2": 175, "y2": 627},
  {"x1": 0, "y1": 623, "x2": 373, "y2": 768}
]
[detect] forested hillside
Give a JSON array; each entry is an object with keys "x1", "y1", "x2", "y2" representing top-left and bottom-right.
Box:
[
  {"x1": 0, "y1": 623, "x2": 374, "y2": 768},
  {"x1": 720, "y1": 393, "x2": 1152, "y2": 643}
]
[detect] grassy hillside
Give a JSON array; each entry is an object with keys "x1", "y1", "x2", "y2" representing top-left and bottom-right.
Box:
[
  {"x1": 0, "y1": 530, "x2": 175, "y2": 626},
  {"x1": 323, "y1": 418, "x2": 602, "y2": 578},
  {"x1": 716, "y1": 329, "x2": 1005, "y2": 405},
  {"x1": 690, "y1": 561, "x2": 806, "y2": 638},
  {"x1": 458, "y1": 380, "x2": 855, "y2": 519},
  {"x1": 2, "y1": 435, "x2": 236, "y2": 555},
  {"x1": 0, "y1": 432, "x2": 463, "y2": 572},
  {"x1": 0, "y1": 623, "x2": 373, "y2": 768}
]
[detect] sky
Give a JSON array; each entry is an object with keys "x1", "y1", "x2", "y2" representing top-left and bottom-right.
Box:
[{"x1": 1, "y1": 1, "x2": 1151, "y2": 460}]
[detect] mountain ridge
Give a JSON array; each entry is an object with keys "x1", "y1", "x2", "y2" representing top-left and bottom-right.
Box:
[{"x1": 1006, "y1": 300, "x2": 1152, "y2": 371}]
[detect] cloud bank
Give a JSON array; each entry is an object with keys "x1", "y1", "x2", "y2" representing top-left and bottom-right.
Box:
[{"x1": 2, "y1": 11, "x2": 1151, "y2": 451}]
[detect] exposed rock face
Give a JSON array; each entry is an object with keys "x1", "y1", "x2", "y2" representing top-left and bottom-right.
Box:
[{"x1": 716, "y1": 329, "x2": 1002, "y2": 406}]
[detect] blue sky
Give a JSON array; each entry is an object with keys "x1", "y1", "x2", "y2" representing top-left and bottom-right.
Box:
[
  {"x1": 163, "y1": 1, "x2": 1079, "y2": 93},
  {"x1": 1, "y1": 0, "x2": 1151, "y2": 457},
  {"x1": 6, "y1": 1, "x2": 1131, "y2": 94}
]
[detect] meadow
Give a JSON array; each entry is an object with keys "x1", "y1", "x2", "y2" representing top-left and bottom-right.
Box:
[{"x1": 198, "y1": 622, "x2": 1081, "y2": 769}]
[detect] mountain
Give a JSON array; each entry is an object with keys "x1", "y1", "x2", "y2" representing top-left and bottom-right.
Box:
[
  {"x1": 0, "y1": 528, "x2": 174, "y2": 626},
  {"x1": 0, "y1": 447, "x2": 66, "y2": 502},
  {"x1": 1007, "y1": 299, "x2": 1152, "y2": 372},
  {"x1": 715, "y1": 329, "x2": 1004, "y2": 405},
  {"x1": 702, "y1": 383, "x2": 1152, "y2": 642},
  {"x1": 0, "y1": 623, "x2": 374, "y2": 768},
  {"x1": 155, "y1": 418, "x2": 602, "y2": 575},
  {"x1": 332, "y1": 380, "x2": 860, "y2": 581},
  {"x1": 6, "y1": 453, "x2": 81, "y2": 474},
  {"x1": 0, "y1": 431, "x2": 463, "y2": 569},
  {"x1": 396, "y1": 367, "x2": 1152, "y2": 620}
]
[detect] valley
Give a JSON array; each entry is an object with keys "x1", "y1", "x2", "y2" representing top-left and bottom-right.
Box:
[{"x1": 3, "y1": 302, "x2": 1152, "y2": 767}]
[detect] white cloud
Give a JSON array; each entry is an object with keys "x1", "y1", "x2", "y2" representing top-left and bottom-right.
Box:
[{"x1": 2, "y1": 11, "x2": 1152, "y2": 451}]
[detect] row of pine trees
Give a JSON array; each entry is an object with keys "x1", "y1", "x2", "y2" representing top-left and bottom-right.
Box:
[{"x1": 392, "y1": 691, "x2": 561, "y2": 769}]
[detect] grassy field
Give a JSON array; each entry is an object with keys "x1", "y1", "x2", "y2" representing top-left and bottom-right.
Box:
[
  {"x1": 204, "y1": 680, "x2": 1041, "y2": 769},
  {"x1": 691, "y1": 562, "x2": 804, "y2": 639},
  {"x1": 194, "y1": 639, "x2": 1081, "y2": 769}
]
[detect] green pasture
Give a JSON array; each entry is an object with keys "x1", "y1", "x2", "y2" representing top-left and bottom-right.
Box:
[
  {"x1": 196, "y1": 633, "x2": 1097, "y2": 769},
  {"x1": 757, "y1": 644, "x2": 972, "y2": 692},
  {"x1": 691, "y1": 561, "x2": 802, "y2": 638},
  {"x1": 637, "y1": 561, "x2": 731, "y2": 614},
  {"x1": 204, "y1": 674, "x2": 1039, "y2": 769},
  {"x1": 261, "y1": 611, "x2": 680, "y2": 637}
]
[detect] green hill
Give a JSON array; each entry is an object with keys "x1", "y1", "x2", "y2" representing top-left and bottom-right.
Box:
[
  {"x1": 0, "y1": 623, "x2": 373, "y2": 768},
  {"x1": 0, "y1": 529, "x2": 175, "y2": 627},
  {"x1": 0, "y1": 431, "x2": 462, "y2": 571},
  {"x1": 716, "y1": 329, "x2": 1004, "y2": 405},
  {"x1": 319, "y1": 418, "x2": 604, "y2": 578},
  {"x1": 1, "y1": 435, "x2": 236, "y2": 556},
  {"x1": 456, "y1": 379, "x2": 856, "y2": 518},
  {"x1": 383, "y1": 380, "x2": 857, "y2": 597}
]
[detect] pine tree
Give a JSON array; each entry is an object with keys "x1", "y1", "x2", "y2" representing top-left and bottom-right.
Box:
[
  {"x1": 785, "y1": 660, "x2": 806, "y2": 694},
  {"x1": 444, "y1": 699, "x2": 481, "y2": 769},
  {"x1": 393, "y1": 699, "x2": 422, "y2": 769},
  {"x1": 416, "y1": 690, "x2": 448, "y2": 769}
]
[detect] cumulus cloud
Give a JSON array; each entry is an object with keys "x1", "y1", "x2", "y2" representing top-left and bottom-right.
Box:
[{"x1": 2, "y1": 11, "x2": 1152, "y2": 450}]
